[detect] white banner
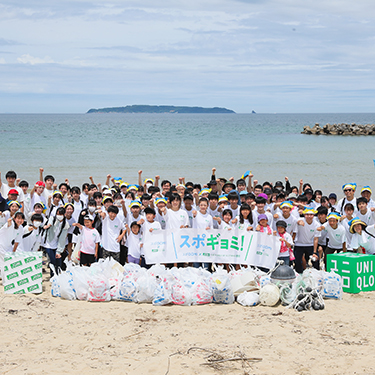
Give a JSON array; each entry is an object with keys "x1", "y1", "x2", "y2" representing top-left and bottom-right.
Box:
[{"x1": 143, "y1": 228, "x2": 281, "y2": 269}]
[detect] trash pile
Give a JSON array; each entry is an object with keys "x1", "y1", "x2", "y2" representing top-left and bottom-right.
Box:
[{"x1": 50, "y1": 259, "x2": 343, "y2": 310}]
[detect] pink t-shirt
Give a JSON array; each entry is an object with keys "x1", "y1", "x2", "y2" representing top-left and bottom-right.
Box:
[{"x1": 80, "y1": 227, "x2": 100, "y2": 255}]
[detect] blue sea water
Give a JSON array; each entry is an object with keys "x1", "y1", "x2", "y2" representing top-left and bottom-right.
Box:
[{"x1": 0, "y1": 113, "x2": 374, "y2": 195}]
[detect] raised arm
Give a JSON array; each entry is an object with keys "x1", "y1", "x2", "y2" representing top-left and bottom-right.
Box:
[
  {"x1": 39, "y1": 167, "x2": 44, "y2": 182},
  {"x1": 138, "y1": 170, "x2": 143, "y2": 187},
  {"x1": 154, "y1": 175, "x2": 160, "y2": 188}
]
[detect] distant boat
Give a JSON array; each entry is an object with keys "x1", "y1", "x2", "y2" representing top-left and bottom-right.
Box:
[{"x1": 252, "y1": 110, "x2": 256, "y2": 114}]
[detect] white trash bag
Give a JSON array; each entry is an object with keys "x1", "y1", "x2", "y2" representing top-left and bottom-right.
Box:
[
  {"x1": 322, "y1": 271, "x2": 343, "y2": 300},
  {"x1": 211, "y1": 269, "x2": 234, "y2": 304},
  {"x1": 50, "y1": 264, "x2": 61, "y2": 297},
  {"x1": 87, "y1": 274, "x2": 111, "y2": 302},
  {"x1": 59, "y1": 271, "x2": 76, "y2": 300},
  {"x1": 237, "y1": 291, "x2": 259, "y2": 306}
]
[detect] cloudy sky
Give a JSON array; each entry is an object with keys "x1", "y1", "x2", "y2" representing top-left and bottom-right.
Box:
[{"x1": 0, "y1": 0, "x2": 374, "y2": 113}]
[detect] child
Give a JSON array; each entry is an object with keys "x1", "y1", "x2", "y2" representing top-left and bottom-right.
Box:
[
  {"x1": 341, "y1": 203, "x2": 355, "y2": 251},
  {"x1": 18, "y1": 213, "x2": 44, "y2": 252},
  {"x1": 355, "y1": 197, "x2": 375, "y2": 225},
  {"x1": 254, "y1": 195, "x2": 273, "y2": 227},
  {"x1": 207, "y1": 193, "x2": 221, "y2": 229},
  {"x1": 315, "y1": 206, "x2": 328, "y2": 260},
  {"x1": 232, "y1": 203, "x2": 254, "y2": 231},
  {"x1": 43, "y1": 206, "x2": 70, "y2": 275},
  {"x1": 214, "y1": 208, "x2": 234, "y2": 230},
  {"x1": 30, "y1": 181, "x2": 47, "y2": 209},
  {"x1": 348, "y1": 218, "x2": 375, "y2": 254},
  {"x1": 256, "y1": 214, "x2": 273, "y2": 234},
  {"x1": 0, "y1": 170, "x2": 25, "y2": 205},
  {"x1": 272, "y1": 201, "x2": 297, "y2": 239},
  {"x1": 70, "y1": 186, "x2": 85, "y2": 222},
  {"x1": 99, "y1": 205, "x2": 126, "y2": 262},
  {"x1": 192, "y1": 198, "x2": 213, "y2": 230},
  {"x1": 294, "y1": 208, "x2": 321, "y2": 273},
  {"x1": 73, "y1": 215, "x2": 100, "y2": 266},
  {"x1": 274, "y1": 220, "x2": 294, "y2": 265},
  {"x1": 125, "y1": 222, "x2": 142, "y2": 264},
  {"x1": 47, "y1": 190, "x2": 63, "y2": 218},
  {"x1": 162, "y1": 194, "x2": 189, "y2": 229},
  {"x1": 182, "y1": 194, "x2": 195, "y2": 228},
  {"x1": 317, "y1": 212, "x2": 346, "y2": 267},
  {"x1": 226, "y1": 191, "x2": 240, "y2": 218},
  {"x1": 19, "y1": 180, "x2": 31, "y2": 218}
]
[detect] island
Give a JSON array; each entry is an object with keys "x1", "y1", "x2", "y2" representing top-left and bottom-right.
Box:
[{"x1": 87, "y1": 105, "x2": 235, "y2": 114}]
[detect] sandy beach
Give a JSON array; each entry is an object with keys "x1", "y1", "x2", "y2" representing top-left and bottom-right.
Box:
[{"x1": 1, "y1": 270, "x2": 375, "y2": 375}]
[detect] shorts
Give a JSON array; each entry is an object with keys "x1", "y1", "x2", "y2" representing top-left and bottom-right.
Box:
[
  {"x1": 80, "y1": 252, "x2": 96, "y2": 266},
  {"x1": 102, "y1": 248, "x2": 120, "y2": 263}
]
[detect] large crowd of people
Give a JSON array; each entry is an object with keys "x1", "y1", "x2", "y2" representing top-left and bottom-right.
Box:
[{"x1": 1, "y1": 167, "x2": 375, "y2": 278}]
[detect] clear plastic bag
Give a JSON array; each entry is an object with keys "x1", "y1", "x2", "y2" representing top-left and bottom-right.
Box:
[
  {"x1": 71, "y1": 266, "x2": 90, "y2": 300},
  {"x1": 50, "y1": 264, "x2": 61, "y2": 297},
  {"x1": 171, "y1": 282, "x2": 192, "y2": 306},
  {"x1": 87, "y1": 274, "x2": 111, "y2": 302},
  {"x1": 190, "y1": 279, "x2": 213, "y2": 305},
  {"x1": 116, "y1": 278, "x2": 137, "y2": 302},
  {"x1": 136, "y1": 275, "x2": 157, "y2": 303},
  {"x1": 59, "y1": 271, "x2": 76, "y2": 300},
  {"x1": 211, "y1": 269, "x2": 234, "y2": 304},
  {"x1": 237, "y1": 291, "x2": 259, "y2": 306},
  {"x1": 152, "y1": 277, "x2": 172, "y2": 306},
  {"x1": 322, "y1": 271, "x2": 343, "y2": 300}
]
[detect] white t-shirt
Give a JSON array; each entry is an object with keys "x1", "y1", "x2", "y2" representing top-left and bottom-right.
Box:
[
  {"x1": 254, "y1": 209, "x2": 273, "y2": 228},
  {"x1": 72, "y1": 200, "x2": 84, "y2": 222},
  {"x1": 227, "y1": 205, "x2": 240, "y2": 219},
  {"x1": 350, "y1": 225, "x2": 375, "y2": 254},
  {"x1": 355, "y1": 208, "x2": 375, "y2": 226},
  {"x1": 164, "y1": 209, "x2": 189, "y2": 229},
  {"x1": 18, "y1": 225, "x2": 42, "y2": 252},
  {"x1": 1, "y1": 184, "x2": 25, "y2": 203},
  {"x1": 295, "y1": 218, "x2": 321, "y2": 247},
  {"x1": 341, "y1": 217, "x2": 354, "y2": 250},
  {"x1": 184, "y1": 207, "x2": 195, "y2": 228},
  {"x1": 274, "y1": 231, "x2": 294, "y2": 257},
  {"x1": 43, "y1": 188, "x2": 54, "y2": 203},
  {"x1": 101, "y1": 215, "x2": 125, "y2": 252},
  {"x1": 126, "y1": 231, "x2": 142, "y2": 259},
  {"x1": 235, "y1": 214, "x2": 256, "y2": 230},
  {"x1": 314, "y1": 218, "x2": 328, "y2": 246},
  {"x1": 155, "y1": 210, "x2": 166, "y2": 229},
  {"x1": 80, "y1": 226, "x2": 100, "y2": 255},
  {"x1": 207, "y1": 206, "x2": 221, "y2": 229},
  {"x1": 273, "y1": 213, "x2": 297, "y2": 235},
  {"x1": 322, "y1": 222, "x2": 346, "y2": 249},
  {"x1": 219, "y1": 221, "x2": 234, "y2": 230},
  {"x1": 193, "y1": 211, "x2": 213, "y2": 229},
  {"x1": 337, "y1": 197, "x2": 357, "y2": 215},
  {"x1": 31, "y1": 193, "x2": 47, "y2": 210},
  {"x1": 0, "y1": 221, "x2": 23, "y2": 252}
]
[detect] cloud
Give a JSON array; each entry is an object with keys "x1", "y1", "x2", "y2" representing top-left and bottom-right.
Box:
[{"x1": 17, "y1": 54, "x2": 54, "y2": 65}]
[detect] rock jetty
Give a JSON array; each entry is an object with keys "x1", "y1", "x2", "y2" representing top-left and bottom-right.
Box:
[{"x1": 302, "y1": 123, "x2": 375, "y2": 135}]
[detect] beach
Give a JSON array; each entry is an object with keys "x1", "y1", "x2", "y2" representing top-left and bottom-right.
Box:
[{"x1": 1, "y1": 272, "x2": 375, "y2": 375}]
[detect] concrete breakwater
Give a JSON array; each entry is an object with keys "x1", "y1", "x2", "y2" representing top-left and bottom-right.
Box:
[{"x1": 302, "y1": 123, "x2": 375, "y2": 135}]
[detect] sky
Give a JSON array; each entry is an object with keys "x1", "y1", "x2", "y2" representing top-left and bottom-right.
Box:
[{"x1": 0, "y1": 0, "x2": 375, "y2": 113}]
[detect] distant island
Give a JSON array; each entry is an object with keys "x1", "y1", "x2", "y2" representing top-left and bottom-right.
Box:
[{"x1": 87, "y1": 105, "x2": 235, "y2": 114}]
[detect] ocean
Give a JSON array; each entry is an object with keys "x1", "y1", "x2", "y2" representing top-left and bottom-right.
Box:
[{"x1": 0, "y1": 113, "x2": 374, "y2": 196}]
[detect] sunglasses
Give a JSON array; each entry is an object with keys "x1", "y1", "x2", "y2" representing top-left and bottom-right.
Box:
[{"x1": 344, "y1": 189, "x2": 353, "y2": 192}]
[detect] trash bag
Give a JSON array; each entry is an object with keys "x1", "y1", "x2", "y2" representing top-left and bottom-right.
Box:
[
  {"x1": 259, "y1": 283, "x2": 280, "y2": 306},
  {"x1": 190, "y1": 279, "x2": 213, "y2": 305},
  {"x1": 211, "y1": 270, "x2": 234, "y2": 304},
  {"x1": 59, "y1": 271, "x2": 76, "y2": 300},
  {"x1": 136, "y1": 275, "x2": 157, "y2": 303},
  {"x1": 322, "y1": 271, "x2": 343, "y2": 300},
  {"x1": 152, "y1": 277, "x2": 172, "y2": 306},
  {"x1": 279, "y1": 283, "x2": 296, "y2": 305},
  {"x1": 50, "y1": 264, "x2": 61, "y2": 297},
  {"x1": 87, "y1": 274, "x2": 111, "y2": 302},
  {"x1": 71, "y1": 266, "x2": 90, "y2": 300},
  {"x1": 237, "y1": 291, "x2": 259, "y2": 306},
  {"x1": 171, "y1": 282, "x2": 192, "y2": 306},
  {"x1": 116, "y1": 278, "x2": 137, "y2": 302}
]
